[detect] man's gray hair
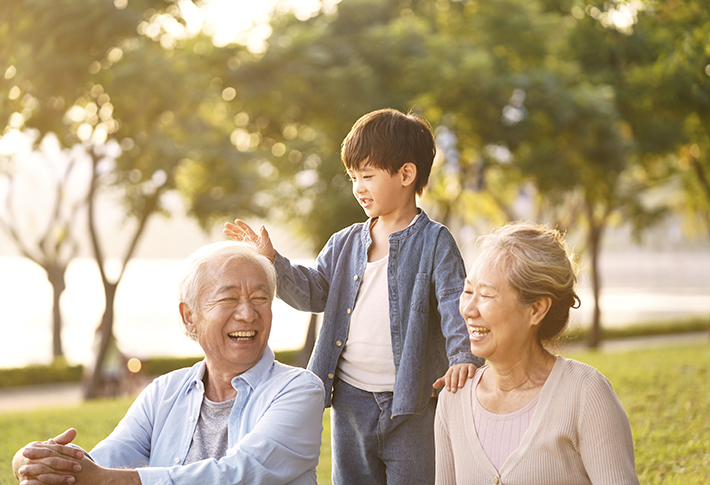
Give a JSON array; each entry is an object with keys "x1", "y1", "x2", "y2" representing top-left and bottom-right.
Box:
[{"x1": 178, "y1": 241, "x2": 277, "y2": 312}]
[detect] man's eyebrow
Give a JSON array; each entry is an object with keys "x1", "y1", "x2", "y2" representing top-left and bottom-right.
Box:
[{"x1": 214, "y1": 284, "x2": 269, "y2": 294}]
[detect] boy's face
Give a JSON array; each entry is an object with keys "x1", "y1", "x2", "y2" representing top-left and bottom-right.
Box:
[{"x1": 347, "y1": 162, "x2": 410, "y2": 219}]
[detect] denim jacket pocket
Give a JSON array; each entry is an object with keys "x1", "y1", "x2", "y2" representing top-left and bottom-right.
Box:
[{"x1": 411, "y1": 273, "x2": 432, "y2": 314}]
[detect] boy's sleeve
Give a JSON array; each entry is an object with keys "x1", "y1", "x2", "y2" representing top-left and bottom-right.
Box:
[
  {"x1": 272, "y1": 234, "x2": 335, "y2": 313},
  {"x1": 433, "y1": 230, "x2": 485, "y2": 367}
]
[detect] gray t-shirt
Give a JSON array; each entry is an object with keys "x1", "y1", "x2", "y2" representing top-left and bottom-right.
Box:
[{"x1": 183, "y1": 395, "x2": 235, "y2": 464}]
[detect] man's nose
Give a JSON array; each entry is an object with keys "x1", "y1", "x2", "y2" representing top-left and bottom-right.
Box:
[{"x1": 233, "y1": 301, "x2": 257, "y2": 322}]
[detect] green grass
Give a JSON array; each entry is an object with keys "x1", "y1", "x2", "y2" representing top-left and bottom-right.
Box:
[
  {"x1": 2, "y1": 343, "x2": 709, "y2": 484},
  {"x1": 562, "y1": 343, "x2": 710, "y2": 484}
]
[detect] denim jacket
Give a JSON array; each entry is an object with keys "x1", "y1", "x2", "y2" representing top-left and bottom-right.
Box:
[{"x1": 274, "y1": 209, "x2": 483, "y2": 416}]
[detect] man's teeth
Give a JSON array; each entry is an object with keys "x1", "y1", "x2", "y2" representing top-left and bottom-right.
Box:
[{"x1": 228, "y1": 331, "x2": 256, "y2": 340}]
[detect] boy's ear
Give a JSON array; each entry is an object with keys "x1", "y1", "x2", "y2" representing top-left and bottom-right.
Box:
[{"x1": 400, "y1": 162, "x2": 417, "y2": 187}]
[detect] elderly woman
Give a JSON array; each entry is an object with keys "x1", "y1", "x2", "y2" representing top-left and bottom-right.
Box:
[
  {"x1": 434, "y1": 223, "x2": 639, "y2": 485},
  {"x1": 13, "y1": 241, "x2": 325, "y2": 485}
]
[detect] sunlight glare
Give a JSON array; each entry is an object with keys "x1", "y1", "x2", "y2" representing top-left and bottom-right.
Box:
[{"x1": 180, "y1": 0, "x2": 338, "y2": 52}]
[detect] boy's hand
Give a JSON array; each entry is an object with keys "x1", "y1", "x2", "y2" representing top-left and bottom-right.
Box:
[
  {"x1": 223, "y1": 220, "x2": 276, "y2": 262},
  {"x1": 433, "y1": 363, "x2": 477, "y2": 393}
]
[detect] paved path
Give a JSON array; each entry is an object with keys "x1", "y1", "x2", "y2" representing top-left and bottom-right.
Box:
[
  {"x1": 0, "y1": 332, "x2": 708, "y2": 414},
  {"x1": 0, "y1": 382, "x2": 84, "y2": 413}
]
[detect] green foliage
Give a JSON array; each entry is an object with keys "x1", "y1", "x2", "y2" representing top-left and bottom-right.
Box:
[{"x1": 0, "y1": 362, "x2": 83, "y2": 389}]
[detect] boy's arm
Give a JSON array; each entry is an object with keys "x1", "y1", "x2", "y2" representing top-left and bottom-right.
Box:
[
  {"x1": 272, "y1": 245, "x2": 332, "y2": 313},
  {"x1": 223, "y1": 220, "x2": 276, "y2": 262},
  {"x1": 224, "y1": 219, "x2": 332, "y2": 312},
  {"x1": 431, "y1": 230, "x2": 485, "y2": 392}
]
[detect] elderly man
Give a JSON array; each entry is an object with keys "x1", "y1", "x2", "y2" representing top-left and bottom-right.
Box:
[{"x1": 13, "y1": 241, "x2": 325, "y2": 485}]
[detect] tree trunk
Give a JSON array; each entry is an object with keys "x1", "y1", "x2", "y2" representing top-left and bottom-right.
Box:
[
  {"x1": 587, "y1": 218, "x2": 605, "y2": 349},
  {"x1": 83, "y1": 149, "x2": 164, "y2": 399},
  {"x1": 46, "y1": 263, "x2": 67, "y2": 361},
  {"x1": 296, "y1": 313, "x2": 318, "y2": 368},
  {"x1": 84, "y1": 282, "x2": 118, "y2": 399}
]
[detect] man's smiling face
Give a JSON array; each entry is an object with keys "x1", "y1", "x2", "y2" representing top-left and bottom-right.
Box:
[{"x1": 183, "y1": 257, "x2": 273, "y2": 377}]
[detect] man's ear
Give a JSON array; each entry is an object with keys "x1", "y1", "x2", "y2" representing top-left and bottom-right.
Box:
[
  {"x1": 400, "y1": 162, "x2": 417, "y2": 188},
  {"x1": 179, "y1": 302, "x2": 197, "y2": 336},
  {"x1": 530, "y1": 297, "x2": 552, "y2": 327}
]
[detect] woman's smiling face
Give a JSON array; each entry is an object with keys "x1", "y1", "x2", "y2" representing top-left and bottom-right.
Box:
[{"x1": 459, "y1": 252, "x2": 537, "y2": 363}]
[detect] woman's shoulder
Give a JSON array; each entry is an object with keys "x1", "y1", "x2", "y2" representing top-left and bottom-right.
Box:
[
  {"x1": 554, "y1": 356, "x2": 616, "y2": 395},
  {"x1": 438, "y1": 365, "x2": 485, "y2": 407}
]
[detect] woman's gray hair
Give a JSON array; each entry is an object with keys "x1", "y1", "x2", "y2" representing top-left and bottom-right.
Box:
[
  {"x1": 178, "y1": 240, "x2": 277, "y2": 313},
  {"x1": 477, "y1": 222, "x2": 581, "y2": 342}
]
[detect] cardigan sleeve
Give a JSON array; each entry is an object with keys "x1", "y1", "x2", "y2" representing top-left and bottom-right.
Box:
[
  {"x1": 434, "y1": 394, "x2": 457, "y2": 485},
  {"x1": 577, "y1": 371, "x2": 639, "y2": 485}
]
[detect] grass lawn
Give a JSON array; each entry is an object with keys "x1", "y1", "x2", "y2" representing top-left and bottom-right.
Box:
[{"x1": 1, "y1": 342, "x2": 708, "y2": 484}]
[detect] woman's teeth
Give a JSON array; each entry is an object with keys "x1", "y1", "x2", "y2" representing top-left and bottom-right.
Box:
[{"x1": 468, "y1": 325, "x2": 490, "y2": 337}]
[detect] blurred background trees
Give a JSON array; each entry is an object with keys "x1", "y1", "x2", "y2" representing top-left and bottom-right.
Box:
[{"x1": 1, "y1": 0, "x2": 708, "y2": 393}]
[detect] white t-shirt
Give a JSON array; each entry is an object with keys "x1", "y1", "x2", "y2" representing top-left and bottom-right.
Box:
[{"x1": 336, "y1": 255, "x2": 396, "y2": 392}]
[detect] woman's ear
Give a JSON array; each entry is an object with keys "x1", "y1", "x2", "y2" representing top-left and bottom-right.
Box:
[
  {"x1": 400, "y1": 162, "x2": 417, "y2": 188},
  {"x1": 179, "y1": 302, "x2": 197, "y2": 336},
  {"x1": 530, "y1": 297, "x2": 552, "y2": 327}
]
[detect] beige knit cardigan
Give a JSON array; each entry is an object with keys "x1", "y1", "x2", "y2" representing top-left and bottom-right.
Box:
[{"x1": 434, "y1": 356, "x2": 639, "y2": 485}]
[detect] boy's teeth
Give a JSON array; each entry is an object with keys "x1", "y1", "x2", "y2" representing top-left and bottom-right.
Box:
[{"x1": 229, "y1": 331, "x2": 256, "y2": 340}]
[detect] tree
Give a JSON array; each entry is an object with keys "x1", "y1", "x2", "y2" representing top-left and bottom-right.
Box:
[
  {"x1": 1, "y1": 0, "x2": 258, "y2": 396},
  {"x1": 213, "y1": 0, "x2": 675, "y2": 349},
  {"x1": 0, "y1": 133, "x2": 85, "y2": 361}
]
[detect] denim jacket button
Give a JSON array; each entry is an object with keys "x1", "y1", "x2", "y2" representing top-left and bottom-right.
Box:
[
  {"x1": 336, "y1": 340, "x2": 342, "y2": 346},
  {"x1": 346, "y1": 308, "x2": 351, "y2": 314},
  {"x1": 328, "y1": 373, "x2": 334, "y2": 379},
  {"x1": 354, "y1": 275, "x2": 359, "y2": 281}
]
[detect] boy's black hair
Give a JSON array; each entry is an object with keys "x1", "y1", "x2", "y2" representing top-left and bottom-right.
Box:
[{"x1": 340, "y1": 108, "x2": 436, "y2": 196}]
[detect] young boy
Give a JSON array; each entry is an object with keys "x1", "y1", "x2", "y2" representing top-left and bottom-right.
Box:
[{"x1": 224, "y1": 108, "x2": 483, "y2": 484}]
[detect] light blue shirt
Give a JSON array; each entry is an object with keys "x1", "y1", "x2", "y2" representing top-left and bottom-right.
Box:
[{"x1": 89, "y1": 347, "x2": 325, "y2": 485}]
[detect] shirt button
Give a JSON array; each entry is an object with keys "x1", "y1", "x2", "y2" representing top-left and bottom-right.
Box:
[
  {"x1": 346, "y1": 308, "x2": 351, "y2": 314},
  {"x1": 189, "y1": 416, "x2": 194, "y2": 422},
  {"x1": 328, "y1": 373, "x2": 334, "y2": 379},
  {"x1": 494, "y1": 477, "x2": 500, "y2": 484},
  {"x1": 174, "y1": 458, "x2": 180, "y2": 464}
]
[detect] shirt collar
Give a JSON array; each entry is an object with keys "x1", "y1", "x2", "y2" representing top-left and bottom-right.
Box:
[
  {"x1": 360, "y1": 208, "x2": 428, "y2": 244},
  {"x1": 232, "y1": 346, "x2": 275, "y2": 391},
  {"x1": 188, "y1": 346, "x2": 276, "y2": 393}
]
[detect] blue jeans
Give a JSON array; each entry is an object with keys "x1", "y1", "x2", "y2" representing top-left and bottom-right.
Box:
[{"x1": 331, "y1": 378, "x2": 436, "y2": 485}]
